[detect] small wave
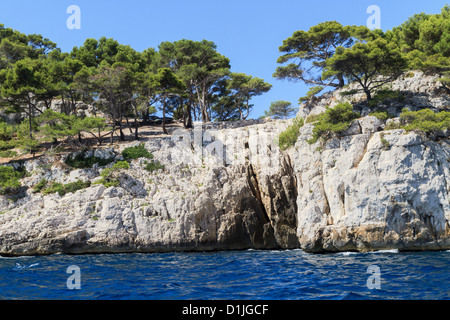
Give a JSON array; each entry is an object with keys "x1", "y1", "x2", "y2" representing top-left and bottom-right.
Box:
[
  {"x1": 0, "y1": 255, "x2": 33, "y2": 260},
  {"x1": 13, "y1": 263, "x2": 40, "y2": 270},
  {"x1": 338, "y1": 251, "x2": 359, "y2": 256},
  {"x1": 371, "y1": 249, "x2": 399, "y2": 254}
]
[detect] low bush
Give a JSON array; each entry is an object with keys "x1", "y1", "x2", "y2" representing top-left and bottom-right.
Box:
[
  {"x1": 0, "y1": 150, "x2": 18, "y2": 158},
  {"x1": 95, "y1": 161, "x2": 130, "y2": 188},
  {"x1": 33, "y1": 179, "x2": 48, "y2": 193},
  {"x1": 122, "y1": 144, "x2": 153, "y2": 161},
  {"x1": 65, "y1": 153, "x2": 114, "y2": 169},
  {"x1": 299, "y1": 86, "x2": 323, "y2": 103},
  {"x1": 369, "y1": 111, "x2": 391, "y2": 122},
  {"x1": 307, "y1": 102, "x2": 360, "y2": 144},
  {"x1": 42, "y1": 180, "x2": 91, "y2": 196},
  {"x1": 400, "y1": 108, "x2": 449, "y2": 133},
  {"x1": 278, "y1": 117, "x2": 305, "y2": 151},
  {"x1": 144, "y1": 160, "x2": 165, "y2": 173},
  {"x1": 368, "y1": 89, "x2": 404, "y2": 108},
  {"x1": 0, "y1": 166, "x2": 21, "y2": 195},
  {"x1": 0, "y1": 122, "x2": 15, "y2": 141}
]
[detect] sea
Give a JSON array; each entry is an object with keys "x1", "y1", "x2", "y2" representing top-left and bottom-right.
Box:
[{"x1": 0, "y1": 249, "x2": 449, "y2": 300}]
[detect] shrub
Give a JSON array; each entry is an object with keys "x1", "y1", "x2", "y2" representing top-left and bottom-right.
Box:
[
  {"x1": 369, "y1": 111, "x2": 391, "y2": 122},
  {"x1": 0, "y1": 150, "x2": 18, "y2": 158},
  {"x1": 95, "y1": 161, "x2": 130, "y2": 187},
  {"x1": 400, "y1": 108, "x2": 450, "y2": 133},
  {"x1": 339, "y1": 89, "x2": 360, "y2": 97},
  {"x1": 122, "y1": 144, "x2": 153, "y2": 161},
  {"x1": 278, "y1": 117, "x2": 305, "y2": 151},
  {"x1": 307, "y1": 102, "x2": 360, "y2": 144},
  {"x1": 42, "y1": 180, "x2": 91, "y2": 196},
  {"x1": 305, "y1": 113, "x2": 323, "y2": 124},
  {"x1": 112, "y1": 161, "x2": 130, "y2": 170},
  {"x1": 65, "y1": 153, "x2": 114, "y2": 169},
  {"x1": 368, "y1": 89, "x2": 404, "y2": 108},
  {"x1": 144, "y1": 160, "x2": 165, "y2": 173},
  {"x1": 0, "y1": 140, "x2": 16, "y2": 151},
  {"x1": 0, "y1": 166, "x2": 21, "y2": 195},
  {"x1": 33, "y1": 179, "x2": 48, "y2": 193},
  {"x1": 299, "y1": 86, "x2": 323, "y2": 103},
  {"x1": 0, "y1": 122, "x2": 15, "y2": 141},
  {"x1": 379, "y1": 133, "x2": 391, "y2": 150}
]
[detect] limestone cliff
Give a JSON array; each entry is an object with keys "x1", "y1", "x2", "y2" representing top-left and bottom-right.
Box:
[{"x1": 0, "y1": 72, "x2": 449, "y2": 256}]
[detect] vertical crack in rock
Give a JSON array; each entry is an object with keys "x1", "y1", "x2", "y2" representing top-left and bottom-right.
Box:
[
  {"x1": 245, "y1": 153, "x2": 300, "y2": 249},
  {"x1": 246, "y1": 164, "x2": 270, "y2": 223}
]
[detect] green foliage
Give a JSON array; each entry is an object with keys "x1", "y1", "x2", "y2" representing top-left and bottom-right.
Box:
[
  {"x1": 274, "y1": 21, "x2": 373, "y2": 89},
  {"x1": 122, "y1": 144, "x2": 153, "y2": 161},
  {"x1": 368, "y1": 89, "x2": 405, "y2": 107},
  {"x1": 299, "y1": 86, "x2": 324, "y2": 103},
  {"x1": 65, "y1": 153, "x2": 114, "y2": 169},
  {"x1": 0, "y1": 140, "x2": 16, "y2": 151},
  {"x1": 226, "y1": 72, "x2": 272, "y2": 120},
  {"x1": 42, "y1": 180, "x2": 91, "y2": 196},
  {"x1": 0, "y1": 122, "x2": 15, "y2": 140},
  {"x1": 0, "y1": 166, "x2": 21, "y2": 195},
  {"x1": 264, "y1": 100, "x2": 296, "y2": 119},
  {"x1": 369, "y1": 111, "x2": 391, "y2": 121},
  {"x1": 37, "y1": 110, "x2": 78, "y2": 142},
  {"x1": 386, "y1": 6, "x2": 450, "y2": 91},
  {"x1": 111, "y1": 161, "x2": 130, "y2": 170},
  {"x1": 325, "y1": 39, "x2": 408, "y2": 101},
  {"x1": 95, "y1": 161, "x2": 130, "y2": 187},
  {"x1": 400, "y1": 108, "x2": 450, "y2": 133},
  {"x1": 144, "y1": 160, "x2": 165, "y2": 173},
  {"x1": 278, "y1": 116, "x2": 305, "y2": 151},
  {"x1": 339, "y1": 89, "x2": 360, "y2": 97},
  {"x1": 307, "y1": 102, "x2": 360, "y2": 144},
  {"x1": 0, "y1": 150, "x2": 17, "y2": 158},
  {"x1": 32, "y1": 179, "x2": 48, "y2": 193},
  {"x1": 379, "y1": 133, "x2": 391, "y2": 150},
  {"x1": 305, "y1": 113, "x2": 324, "y2": 124}
]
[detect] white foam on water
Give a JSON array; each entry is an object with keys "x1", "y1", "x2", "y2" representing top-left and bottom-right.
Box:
[
  {"x1": 0, "y1": 255, "x2": 32, "y2": 260},
  {"x1": 338, "y1": 251, "x2": 359, "y2": 256},
  {"x1": 371, "y1": 249, "x2": 399, "y2": 254},
  {"x1": 13, "y1": 262, "x2": 40, "y2": 270}
]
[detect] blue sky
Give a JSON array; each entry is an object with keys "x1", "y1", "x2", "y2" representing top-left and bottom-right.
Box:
[{"x1": 0, "y1": 0, "x2": 446, "y2": 118}]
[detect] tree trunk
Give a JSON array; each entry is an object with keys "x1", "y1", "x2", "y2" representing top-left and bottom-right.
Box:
[
  {"x1": 186, "y1": 102, "x2": 193, "y2": 129},
  {"x1": 133, "y1": 102, "x2": 139, "y2": 141},
  {"x1": 98, "y1": 127, "x2": 102, "y2": 145},
  {"x1": 162, "y1": 97, "x2": 168, "y2": 135},
  {"x1": 364, "y1": 88, "x2": 372, "y2": 101},
  {"x1": 337, "y1": 73, "x2": 345, "y2": 88},
  {"x1": 28, "y1": 103, "x2": 33, "y2": 140}
]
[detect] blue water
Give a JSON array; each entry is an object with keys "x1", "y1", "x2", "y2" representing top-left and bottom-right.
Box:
[{"x1": 0, "y1": 250, "x2": 449, "y2": 300}]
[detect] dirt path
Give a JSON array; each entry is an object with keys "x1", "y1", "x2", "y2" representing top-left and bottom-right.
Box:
[{"x1": 0, "y1": 122, "x2": 185, "y2": 165}]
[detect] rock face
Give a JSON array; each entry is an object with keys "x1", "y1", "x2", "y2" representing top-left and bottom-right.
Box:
[
  {"x1": 291, "y1": 127, "x2": 449, "y2": 252},
  {"x1": 0, "y1": 73, "x2": 449, "y2": 256}
]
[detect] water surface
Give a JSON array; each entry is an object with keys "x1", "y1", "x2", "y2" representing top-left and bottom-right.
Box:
[{"x1": 1, "y1": 250, "x2": 449, "y2": 300}]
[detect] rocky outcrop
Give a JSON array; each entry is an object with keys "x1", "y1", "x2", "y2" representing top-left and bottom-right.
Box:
[
  {"x1": 291, "y1": 126, "x2": 449, "y2": 252},
  {"x1": 0, "y1": 73, "x2": 449, "y2": 256}
]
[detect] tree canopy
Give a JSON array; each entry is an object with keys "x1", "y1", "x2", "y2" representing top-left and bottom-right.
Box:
[
  {"x1": 276, "y1": 5, "x2": 450, "y2": 102},
  {"x1": 264, "y1": 101, "x2": 296, "y2": 119}
]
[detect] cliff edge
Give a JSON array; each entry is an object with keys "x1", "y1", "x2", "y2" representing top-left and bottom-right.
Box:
[{"x1": 0, "y1": 71, "x2": 449, "y2": 255}]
